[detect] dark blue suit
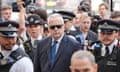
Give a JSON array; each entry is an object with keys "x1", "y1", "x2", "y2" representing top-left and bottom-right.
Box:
[{"x1": 34, "y1": 35, "x2": 81, "y2": 72}]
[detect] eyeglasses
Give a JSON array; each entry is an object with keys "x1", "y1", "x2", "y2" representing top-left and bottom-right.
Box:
[{"x1": 49, "y1": 24, "x2": 63, "y2": 30}]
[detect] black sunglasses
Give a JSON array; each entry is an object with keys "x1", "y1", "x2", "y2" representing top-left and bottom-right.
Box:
[{"x1": 49, "y1": 24, "x2": 63, "y2": 30}]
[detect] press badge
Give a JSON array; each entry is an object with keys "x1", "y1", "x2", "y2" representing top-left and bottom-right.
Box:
[{"x1": 106, "y1": 61, "x2": 117, "y2": 66}]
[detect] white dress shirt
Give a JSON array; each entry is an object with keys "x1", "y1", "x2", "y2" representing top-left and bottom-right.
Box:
[
  {"x1": 101, "y1": 39, "x2": 118, "y2": 56},
  {"x1": 31, "y1": 35, "x2": 42, "y2": 48},
  {"x1": 52, "y1": 34, "x2": 64, "y2": 54}
]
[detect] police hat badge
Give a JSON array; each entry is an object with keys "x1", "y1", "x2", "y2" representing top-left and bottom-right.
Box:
[{"x1": 0, "y1": 20, "x2": 18, "y2": 37}]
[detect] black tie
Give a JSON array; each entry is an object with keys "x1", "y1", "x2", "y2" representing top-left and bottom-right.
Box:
[
  {"x1": 34, "y1": 40, "x2": 38, "y2": 48},
  {"x1": 105, "y1": 46, "x2": 109, "y2": 56}
]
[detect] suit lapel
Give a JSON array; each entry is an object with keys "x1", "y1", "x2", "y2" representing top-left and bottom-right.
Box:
[{"x1": 46, "y1": 37, "x2": 52, "y2": 64}]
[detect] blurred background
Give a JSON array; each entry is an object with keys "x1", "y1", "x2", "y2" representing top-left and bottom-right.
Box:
[
  {"x1": 1, "y1": 0, "x2": 120, "y2": 21},
  {"x1": 2, "y1": 0, "x2": 120, "y2": 11}
]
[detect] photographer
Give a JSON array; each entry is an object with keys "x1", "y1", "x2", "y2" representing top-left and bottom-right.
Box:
[{"x1": 90, "y1": 15, "x2": 102, "y2": 33}]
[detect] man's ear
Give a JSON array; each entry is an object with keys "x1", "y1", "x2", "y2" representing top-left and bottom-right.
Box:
[
  {"x1": 69, "y1": 65, "x2": 72, "y2": 71},
  {"x1": 94, "y1": 64, "x2": 98, "y2": 72}
]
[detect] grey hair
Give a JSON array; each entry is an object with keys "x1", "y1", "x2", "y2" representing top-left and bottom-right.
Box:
[
  {"x1": 47, "y1": 13, "x2": 64, "y2": 24},
  {"x1": 71, "y1": 50, "x2": 96, "y2": 65}
]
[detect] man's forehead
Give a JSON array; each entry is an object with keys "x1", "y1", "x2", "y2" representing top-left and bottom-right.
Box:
[
  {"x1": 48, "y1": 19, "x2": 63, "y2": 24},
  {"x1": 71, "y1": 58, "x2": 93, "y2": 66},
  {"x1": 71, "y1": 66, "x2": 93, "y2": 72}
]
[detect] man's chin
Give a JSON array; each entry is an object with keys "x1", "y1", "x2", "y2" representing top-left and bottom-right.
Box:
[
  {"x1": 53, "y1": 35, "x2": 61, "y2": 39},
  {"x1": 2, "y1": 46, "x2": 13, "y2": 51},
  {"x1": 2, "y1": 48, "x2": 12, "y2": 51},
  {"x1": 103, "y1": 42, "x2": 111, "y2": 46}
]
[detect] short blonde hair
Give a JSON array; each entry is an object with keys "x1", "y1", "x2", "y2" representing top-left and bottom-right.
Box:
[
  {"x1": 2, "y1": 5, "x2": 12, "y2": 11},
  {"x1": 79, "y1": 12, "x2": 91, "y2": 22},
  {"x1": 99, "y1": 2, "x2": 109, "y2": 10}
]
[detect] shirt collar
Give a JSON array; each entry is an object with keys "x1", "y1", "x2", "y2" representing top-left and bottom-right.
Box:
[
  {"x1": 1, "y1": 44, "x2": 19, "y2": 59},
  {"x1": 31, "y1": 35, "x2": 42, "y2": 41},
  {"x1": 103, "y1": 39, "x2": 118, "y2": 55},
  {"x1": 52, "y1": 34, "x2": 64, "y2": 44}
]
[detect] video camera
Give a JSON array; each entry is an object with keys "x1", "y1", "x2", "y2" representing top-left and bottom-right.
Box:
[
  {"x1": 78, "y1": 0, "x2": 91, "y2": 12},
  {"x1": 26, "y1": 3, "x2": 40, "y2": 14},
  {"x1": 12, "y1": 0, "x2": 31, "y2": 12}
]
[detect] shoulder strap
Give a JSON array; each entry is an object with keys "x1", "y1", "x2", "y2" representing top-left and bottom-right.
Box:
[
  {"x1": 9, "y1": 48, "x2": 28, "y2": 61},
  {"x1": 0, "y1": 48, "x2": 28, "y2": 72}
]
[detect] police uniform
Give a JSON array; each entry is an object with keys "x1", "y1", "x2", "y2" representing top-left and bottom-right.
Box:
[
  {"x1": 0, "y1": 20, "x2": 33, "y2": 72},
  {"x1": 92, "y1": 19, "x2": 120, "y2": 72},
  {"x1": 24, "y1": 14, "x2": 44, "y2": 61}
]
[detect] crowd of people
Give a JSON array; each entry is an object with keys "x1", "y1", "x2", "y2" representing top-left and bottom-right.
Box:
[{"x1": 0, "y1": 0, "x2": 120, "y2": 72}]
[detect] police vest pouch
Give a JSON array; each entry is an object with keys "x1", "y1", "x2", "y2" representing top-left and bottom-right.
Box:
[
  {"x1": 23, "y1": 41, "x2": 32, "y2": 53},
  {"x1": 0, "y1": 55, "x2": 15, "y2": 66},
  {"x1": 0, "y1": 59, "x2": 8, "y2": 65}
]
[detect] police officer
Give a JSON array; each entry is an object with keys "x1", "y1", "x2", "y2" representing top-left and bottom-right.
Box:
[
  {"x1": 24, "y1": 14, "x2": 44, "y2": 61},
  {"x1": 93, "y1": 19, "x2": 120, "y2": 72},
  {"x1": 0, "y1": 20, "x2": 33, "y2": 72}
]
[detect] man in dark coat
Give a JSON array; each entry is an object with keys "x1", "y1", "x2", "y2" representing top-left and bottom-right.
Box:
[
  {"x1": 74, "y1": 13, "x2": 98, "y2": 50},
  {"x1": 34, "y1": 13, "x2": 81, "y2": 72}
]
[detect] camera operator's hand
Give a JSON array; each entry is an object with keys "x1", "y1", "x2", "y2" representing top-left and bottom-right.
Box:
[
  {"x1": 17, "y1": 0, "x2": 26, "y2": 35},
  {"x1": 17, "y1": 0, "x2": 24, "y2": 11}
]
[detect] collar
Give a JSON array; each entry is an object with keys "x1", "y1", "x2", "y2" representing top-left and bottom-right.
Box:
[
  {"x1": 102, "y1": 39, "x2": 118, "y2": 55},
  {"x1": 52, "y1": 34, "x2": 64, "y2": 44},
  {"x1": 31, "y1": 35, "x2": 42, "y2": 45},
  {"x1": 31, "y1": 35, "x2": 42, "y2": 41}
]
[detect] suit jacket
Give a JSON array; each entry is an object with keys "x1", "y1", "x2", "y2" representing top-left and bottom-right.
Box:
[
  {"x1": 34, "y1": 35, "x2": 81, "y2": 72},
  {"x1": 23, "y1": 39, "x2": 35, "y2": 62},
  {"x1": 74, "y1": 30, "x2": 98, "y2": 45}
]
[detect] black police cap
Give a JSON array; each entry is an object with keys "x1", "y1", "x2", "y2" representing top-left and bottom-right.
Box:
[
  {"x1": 54, "y1": 11, "x2": 75, "y2": 22},
  {"x1": 0, "y1": 20, "x2": 19, "y2": 37},
  {"x1": 25, "y1": 14, "x2": 44, "y2": 26},
  {"x1": 97, "y1": 19, "x2": 120, "y2": 33}
]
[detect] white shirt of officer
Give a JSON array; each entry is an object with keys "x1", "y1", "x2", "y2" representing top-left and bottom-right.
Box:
[
  {"x1": 101, "y1": 39, "x2": 118, "y2": 56},
  {"x1": 31, "y1": 35, "x2": 42, "y2": 48},
  {"x1": 1, "y1": 44, "x2": 34, "y2": 72}
]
